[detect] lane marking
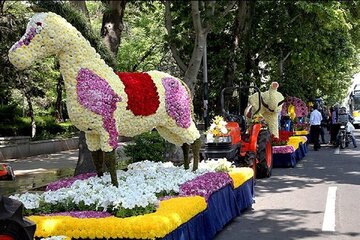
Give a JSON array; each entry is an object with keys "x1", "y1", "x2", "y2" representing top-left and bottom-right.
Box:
[
  {"x1": 334, "y1": 147, "x2": 340, "y2": 154},
  {"x1": 322, "y1": 186, "x2": 337, "y2": 232}
]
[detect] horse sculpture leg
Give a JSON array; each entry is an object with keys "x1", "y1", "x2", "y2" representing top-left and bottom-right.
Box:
[
  {"x1": 91, "y1": 150, "x2": 104, "y2": 177},
  {"x1": 104, "y1": 151, "x2": 118, "y2": 187},
  {"x1": 91, "y1": 150, "x2": 118, "y2": 187},
  {"x1": 181, "y1": 143, "x2": 190, "y2": 170},
  {"x1": 191, "y1": 138, "x2": 201, "y2": 171},
  {"x1": 182, "y1": 137, "x2": 201, "y2": 171}
]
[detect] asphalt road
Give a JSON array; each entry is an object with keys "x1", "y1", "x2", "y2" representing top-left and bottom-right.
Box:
[{"x1": 215, "y1": 130, "x2": 360, "y2": 240}]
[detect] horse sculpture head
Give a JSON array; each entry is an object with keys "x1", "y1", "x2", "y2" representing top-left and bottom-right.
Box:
[{"x1": 9, "y1": 12, "x2": 76, "y2": 70}]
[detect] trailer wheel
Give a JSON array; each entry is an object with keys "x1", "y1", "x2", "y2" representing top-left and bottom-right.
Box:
[{"x1": 256, "y1": 130, "x2": 273, "y2": 178}]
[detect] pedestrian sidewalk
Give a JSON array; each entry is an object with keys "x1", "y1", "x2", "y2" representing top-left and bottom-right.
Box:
[{"x1": 1, "y1": 149, "x2": 79, "y2": 176}]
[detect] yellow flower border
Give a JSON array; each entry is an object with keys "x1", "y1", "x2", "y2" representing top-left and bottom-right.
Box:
[
  {"x1": 229, "y1": 167, "x2": 254, "y2": 188},
  {"x1": 294, "y1": 130, "x2": 308, "y2": 136},
  {"x1": 30, "y1": 196, "x2": 207, "y2": 239},
  {"x1": 287, "y1": 135, "x2": 307, "y2": 149}
]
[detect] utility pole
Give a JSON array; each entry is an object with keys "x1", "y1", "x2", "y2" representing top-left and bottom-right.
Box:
[{"x1": 203, "y1": 40, "x2": 209, "y2": 130}]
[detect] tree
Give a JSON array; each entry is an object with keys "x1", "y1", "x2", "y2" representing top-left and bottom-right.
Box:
[
  {"x1": 101, "y1": 0, "x2": 127, "y2": 57},
  {"x1": 164, "y1": 1, "x2": 236, "y2": 96}
]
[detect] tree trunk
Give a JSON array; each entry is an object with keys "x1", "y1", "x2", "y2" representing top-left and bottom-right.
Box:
[
  {"x1": 74, "y1": 131, "x2": 96, "y2": 176},
  {"x1": 69, "y1": 0, "x2": 90, "y2": 22},
  {"x1": 101, "y1": 0, "x2": 127, "y2": 57},
  {"x1": 218, "y1": 1, "x2": 255, "y2": 114},
  {"x1": 54, "y1": 75, "x2": 64, "y2": 122},
  {"x1": 165, "y1": 1, "x2": 235, "y2": 98},
  {"x1": 67, "y1": 0, "x2": 100, "y2": 176},
  {"x1": 24, "y1": 91, "x2": 36, "y2": 138}
]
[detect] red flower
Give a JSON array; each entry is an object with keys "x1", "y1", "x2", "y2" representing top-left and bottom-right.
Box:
[{"x1": 116, "y1": 72, "x2": 160, "y2": 116}]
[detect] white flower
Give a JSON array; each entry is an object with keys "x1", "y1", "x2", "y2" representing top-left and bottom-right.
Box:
[
  {"x1": 10, "y1": 159, "x2": 234, "y2": 213},
  {"x1": 220, "y1": 126, "x2": 228, "y2": 134}
]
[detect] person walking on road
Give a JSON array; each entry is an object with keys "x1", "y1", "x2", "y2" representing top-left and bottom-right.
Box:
[
  {"x1": 310, "y1": 103, "x2": 323, "y2": 151},
  {"x1": 330, "y1": 104, "x2": 340, "y2": 145}
]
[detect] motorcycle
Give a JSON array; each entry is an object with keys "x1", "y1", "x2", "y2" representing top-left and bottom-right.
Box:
[
  {"x1": 336, "y1": 109, "x2": 354, "y2": 149},
  {"x1": 337, "y1": 124, "x2": 351, "y2": 149}
]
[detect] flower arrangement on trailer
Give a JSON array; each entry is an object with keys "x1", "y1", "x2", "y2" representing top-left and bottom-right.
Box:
[
  {"x1": 293, "y1": 122, "x2": 310, "y2": 131},
  {"x1": 271, "y1": 130, "x2": 294, "y2": 146},
  {"x1": 10, "y1": 160, "x2": 254, "y2": 239},
  {"x1": 247, "y1": 113, "x2": 268, "y2": 130},
  {"x1": 281, "y1": 96, "x2": 308, "y2": 119},
  {"x1": 206, "y1": 115, "x2": 231, "y2": 142}
]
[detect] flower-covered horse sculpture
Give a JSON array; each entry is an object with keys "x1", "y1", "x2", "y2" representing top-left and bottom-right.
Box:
[
  {"x1": 248, "y1": 82, "x2": 285, "y2": 138},
  {"x1": 8, "y1": 12, "x2": 201, "y2": 186}
]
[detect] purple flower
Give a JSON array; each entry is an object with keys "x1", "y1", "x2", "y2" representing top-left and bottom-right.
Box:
[
  {"x1": 45, "y1": 211, "x2": 111, "y2": 218},
  {"x1": 179, "y1": 172, "x2": 233, "y2": 201},
  {"x1": 45, "y1": 173, "x2": 97, "y2": 191},
  {"x1": 76, "y1": 68, "x2": 122, "y2": 149},
  {"x1": 272, "y1": 145, "x2": 295, "y2": 154},
  {"x1": 162, "y1": 77, "x2": 191, "y2": 129}
]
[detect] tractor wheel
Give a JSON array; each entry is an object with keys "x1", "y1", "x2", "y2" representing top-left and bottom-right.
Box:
[{"x1": 256, "y1": 130, "x2": 273, "y2": 178}]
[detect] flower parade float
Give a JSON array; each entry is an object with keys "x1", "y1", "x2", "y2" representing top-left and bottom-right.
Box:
[
  {"x1": 204, "y1": 84, "x2": 283, "y2": 179},
  {"x1": 7, "y1": 12, "x2": 255, "y2": 239},
  {"x1": 248, "y1": 82, "x2": 285, "y2": 138},
  {"x1": 280, "y1": 96, "x2": 309, "y2": 135},
  {"x1": 10, "y1": 160, "x2": 255, "y2": 239},
  {"x1": 271, "y1": 130, "x2": 308, "y2": 168},
  {"x1": 8, "y1": 12, "x2": 201, "y2": 188}
]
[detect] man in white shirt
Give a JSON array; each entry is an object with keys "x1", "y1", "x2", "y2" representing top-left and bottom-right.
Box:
[{"x1": 310, "y1": 103, "x2": 323, "y2": 151}]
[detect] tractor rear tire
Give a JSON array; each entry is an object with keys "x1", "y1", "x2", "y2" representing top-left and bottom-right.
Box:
[{"x1": 256, "y1": 130, "x2": 273, "y2": 178}]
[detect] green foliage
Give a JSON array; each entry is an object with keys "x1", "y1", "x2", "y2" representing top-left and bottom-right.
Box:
[
  {"x1": 124, "y1": 131, "x2": 165, "y2": 163},
  {"x1": 116, "y1": 1, "x2": 167, "y2": 72},
  {"x1": 114, "y1": 204, "x2": 156, "y2": 218},
  {"x1": 0, "y1": 113, "x2": 77, "y2": 139},
  {"x1": 23, "y1": 199, "x2": 156, "y2": 218},
  {"x1": 31, "y1": 116, "x2": 77, "y2": 140},
  {"x1": 0, "y1": 2, "x2": 32, "y2": 104},
  {"x1": 0, "y1": 104, "x2": 22, "y2": 123}
]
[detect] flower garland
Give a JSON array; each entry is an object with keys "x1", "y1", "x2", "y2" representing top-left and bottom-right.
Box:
[
  {"x1": 228, "y1": 167, "x2": 254, "y2": 188},
  {"x1": 45, "y1": 211, "x2": 112, "y2": 218},
  {"x1": 281, "y1": 96, "x2": 308, "y2": 117}
]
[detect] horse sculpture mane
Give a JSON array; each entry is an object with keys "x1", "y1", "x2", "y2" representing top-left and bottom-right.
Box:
[{"x1": 9, "y1": 12, "x2": 201, "y2": 186}]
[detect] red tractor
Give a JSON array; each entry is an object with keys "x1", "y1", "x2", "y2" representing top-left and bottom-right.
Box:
[
  {"x1": 0, "y1": 164, "x2": 15, "y2": 181},
  {"x1": 204, "y1": 86, "x2": 273, "y2": 178}
]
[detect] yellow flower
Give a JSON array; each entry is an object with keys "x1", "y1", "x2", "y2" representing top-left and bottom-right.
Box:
[{"x1": 229, "y1": 167, "x2": 254, "y2": 188}]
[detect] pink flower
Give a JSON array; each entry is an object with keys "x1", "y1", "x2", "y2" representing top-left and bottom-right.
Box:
[
  {"x1": 76, "y1": 68, "x2": 122, "y2": 149},
  {"x1": 179, "y1": 172, "x2": 233, "y2": 201},
  {"x1": 45, "y1": 173, "x2": 97, "y2": 191},
  {"x1": 162, "y1": 77, "x2": 191, "y2": 128}
]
